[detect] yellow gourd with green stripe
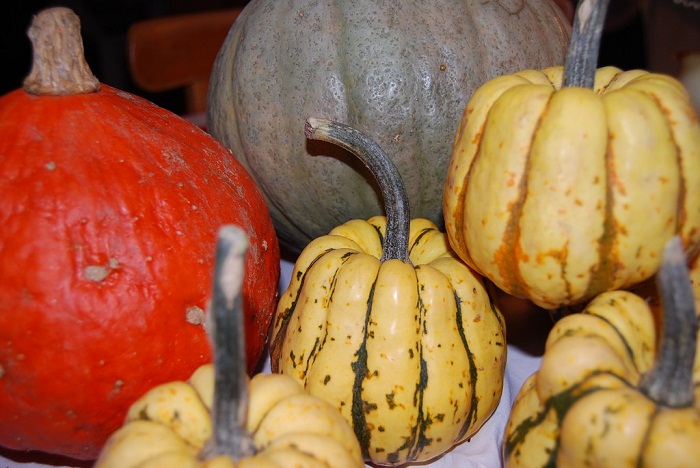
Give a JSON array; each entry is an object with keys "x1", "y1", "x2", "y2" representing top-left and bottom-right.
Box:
[
  {"x1": 504, "y1": 237, "x2": 700, "y2": 467},
  {"x1": 95, "y1": 226, "x2": 364, "y2": 468},
  {"x1": 270, "y1": 118, "x2": 506, "y2": 466}
]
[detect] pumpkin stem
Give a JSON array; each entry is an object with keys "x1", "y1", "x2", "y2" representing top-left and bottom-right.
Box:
[
  {"x1": 305, "y1": 117, "x2": 411, "y2": 263},
  {"x1": 638, "y1": 236, "x2": 698, "y2": 408},
  {"x1": 23, "y1": 7, "x2": 100, "y2": 96},
  {"x1": 562, "y1": 0, "x2": 610, "y2": 88},
  {"x1": 201, "y1": 225, "x2": 256, "y2": 460}
]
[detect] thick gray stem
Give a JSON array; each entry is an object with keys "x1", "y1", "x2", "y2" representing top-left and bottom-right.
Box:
[
  {"x1": 305, "y1": 117, "x2": 411, "y2": 263},
  {"x1": 638, "y1": 236, "x2": 697, "y2": 408},
  {"x1": 201, "y1": 225, "x2": 256, "y2": 460},
  {"x1": 562, "y1": 0, "x2": 611, "y2": 88}
]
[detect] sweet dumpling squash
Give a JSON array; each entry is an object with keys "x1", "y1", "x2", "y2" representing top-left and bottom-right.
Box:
[
  {"x1": 504, "y1": 237, "x2": 700, "y2": 467},
  {"x1": 270, "y1": 118, "x2": 506, "y2": 466},
  {"x1": 443, "y1": 0, "x2": 700, "y2": 310},
  {"x1": 95, "y1": 226, "x2": 363, "y2": 468}
]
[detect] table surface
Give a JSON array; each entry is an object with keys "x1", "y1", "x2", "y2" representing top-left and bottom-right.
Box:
[{"x1": 1, "y1": 260, "x2": 551, "y2": 468}]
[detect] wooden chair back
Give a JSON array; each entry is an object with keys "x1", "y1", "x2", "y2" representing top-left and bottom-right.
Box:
[{"x1": 127, "y1": 8, "x2": 241, "y2": 114}]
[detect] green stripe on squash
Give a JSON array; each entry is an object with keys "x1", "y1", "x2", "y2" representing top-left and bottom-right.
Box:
[{"x1": 271, "y1": 118, "x2": 506, "y2": 465}]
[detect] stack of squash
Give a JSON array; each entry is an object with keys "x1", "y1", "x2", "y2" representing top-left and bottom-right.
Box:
[{"x1": 263, "y1": 0, "x2": 700, "y2": 465}]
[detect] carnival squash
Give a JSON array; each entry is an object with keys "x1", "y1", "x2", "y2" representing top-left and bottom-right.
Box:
[
  {"x1": 95, "y1": 226, "x2": 364, "y2": 468},
  {"x1": 207, "y1": 0, "x2": 571, "y2": 254},
  {"x1": 503, "y1": 236, "x2": 700, "y2": 467},
  {"x1": 443, "y1": 0, "x2": 700, "y2": 309},
  {"x1": 0, "y1": 8, "x2": 279, "y2": 460},
  {"x1": 270, "y1": 118, "x2": 505, "y2": 466}
]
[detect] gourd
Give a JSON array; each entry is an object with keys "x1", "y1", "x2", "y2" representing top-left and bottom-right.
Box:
[
  {"x1": 503, "y1": 236, "x2": 700, "y2": 467},
  {"x1": 269, "y1": 118, "x2": 506, "y2": 466},
  {"x1": 95, "y1": 225, "x2": 364, "y2": 468},
  {"x1": 207, "y1": 0, "x2": 571, "y2": 254},
  {"x1": 0, "y1": 8, "x2": 279, "y2": 460},
  {"x1": 443, "y1": 0, "x2": 700, "y2": 309}
]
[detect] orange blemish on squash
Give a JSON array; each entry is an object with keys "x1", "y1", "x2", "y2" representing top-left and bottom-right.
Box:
[
  {"x1": 535, "y1": 248, "x2": 566, "y2": 266},
  {"x1": 493, "y1": 223, "x2": 530, "y2": 296},
  {"x1": 471, "y1": 131, "x2": 482, "y2": 146},
  {"x1": 583, "y1": 139, "x2": 623, "y2": 301},
  {"x1": 490, "y1": 125, "x2": 537, "y2": 297}
]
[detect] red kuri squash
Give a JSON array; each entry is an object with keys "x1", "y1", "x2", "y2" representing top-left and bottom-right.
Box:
[{"x1": 0, "y1": 7, "x2": 279, "y2": 460}]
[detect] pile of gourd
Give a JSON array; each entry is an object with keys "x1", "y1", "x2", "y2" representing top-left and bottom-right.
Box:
[{"x1": 1, "y1": 0, "x2": 699, "y2": 467}]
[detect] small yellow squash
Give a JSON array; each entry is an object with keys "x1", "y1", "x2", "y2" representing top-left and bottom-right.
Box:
[
  {"x1": 443, "y1": 0, "x2": 700, "y2": 309},
  {"x1": 503, "y1": 237, "x2": 700, "y2": 467},
  {"x1": 270, "y1": 118, "x2": 506, "y2": 466},
  {"x1": 95, "y1": 226, "x2": 364, "y2": 468}
]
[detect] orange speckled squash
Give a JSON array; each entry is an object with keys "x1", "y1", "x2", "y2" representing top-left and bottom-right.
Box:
[
  {"x1": 444, "y1": 0, "x2": 700, "y2": 309},
  {"x1": 0, "y1": 8, "x2": 279, "y2": 460}
]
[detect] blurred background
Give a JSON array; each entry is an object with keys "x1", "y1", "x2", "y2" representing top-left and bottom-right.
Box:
[
  {"x1": 1, "y1": 0, "x2": 699, "y2": 114},
  {"x1": 1, "y1": 0, "x2": 250, "y2": 113}
]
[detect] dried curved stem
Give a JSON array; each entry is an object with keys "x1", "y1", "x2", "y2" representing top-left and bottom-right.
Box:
[{"x1": 305, "y1": 117, "x2": 411, "y2": 263}]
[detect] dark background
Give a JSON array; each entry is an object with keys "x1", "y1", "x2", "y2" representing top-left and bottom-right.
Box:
[
  {"x1": 1, "y1": 0, "x2": 649, "y2": 115},
  {"x1": 1, "y1": 0, "x2": 251, "y2": 114}
]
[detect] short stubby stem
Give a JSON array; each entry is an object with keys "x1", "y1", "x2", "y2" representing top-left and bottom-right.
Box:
[{"x1": 23, "y1": 7, "x2": 100, "y2": 96}]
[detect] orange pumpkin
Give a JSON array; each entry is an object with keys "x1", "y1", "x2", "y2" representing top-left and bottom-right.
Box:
[{"x1": 0, "y1": 8, "x2": 279, "y2": 460}]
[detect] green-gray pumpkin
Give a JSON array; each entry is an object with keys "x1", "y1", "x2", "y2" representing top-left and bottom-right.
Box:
[{"x1": 207, "y1": 0, "x2": 571, "y2": 254}]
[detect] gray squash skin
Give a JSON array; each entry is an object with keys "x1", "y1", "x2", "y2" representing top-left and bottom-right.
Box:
[{"x1": 208, "y1": 0, "x2": 570, "y2": 255}]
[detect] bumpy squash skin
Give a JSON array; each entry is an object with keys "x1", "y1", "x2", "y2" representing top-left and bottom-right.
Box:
[
  {"x1": 270, "y1": 216, "x2": 506, "y2": 466},
  {"x1": 503, "y1": 290, "x2": 700, "y2": 467},
  {"x1": 207, "y1": 0, "x2": 571, "y2": 254},
  {"x1": 0, "y1": 83, "x2": 280, "y2": 459},
  {"x1": 444, "y1": 65, "x2": 700, "y2": 309},
  {"x1": 95, "y1": 365, "x2": 365, "y2": 468}
]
